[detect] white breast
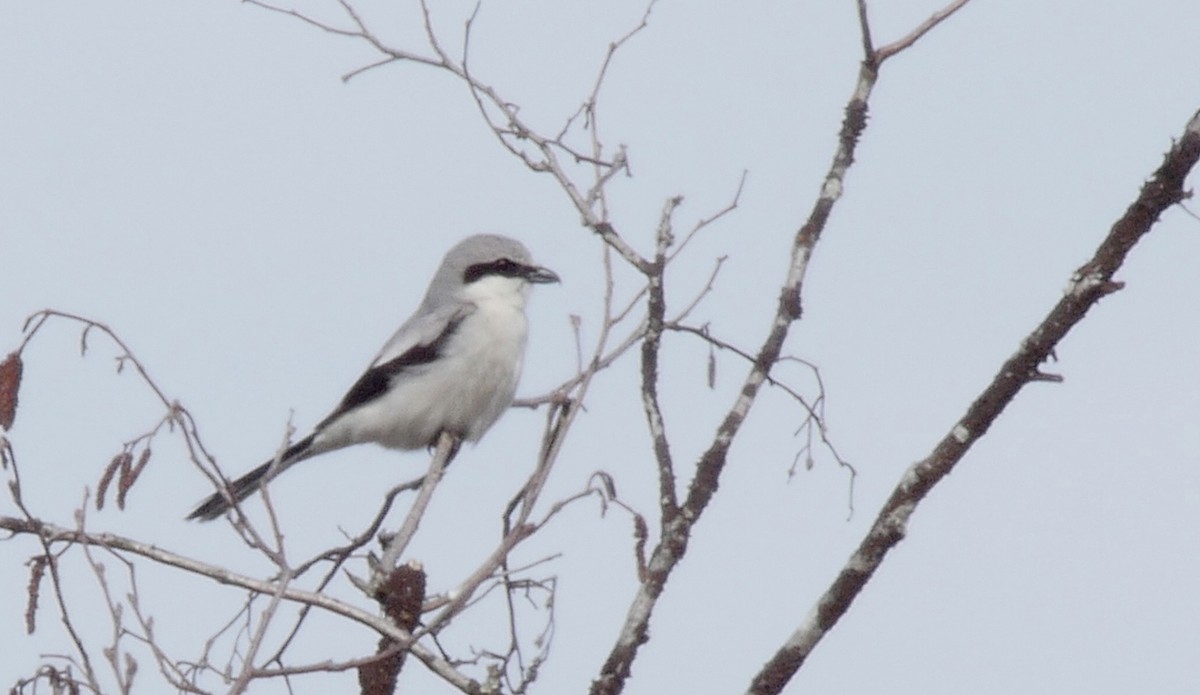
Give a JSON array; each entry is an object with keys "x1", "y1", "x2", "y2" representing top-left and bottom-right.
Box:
[{"x1": 320, "y1": 275, "x2": 531, "y2": 451}]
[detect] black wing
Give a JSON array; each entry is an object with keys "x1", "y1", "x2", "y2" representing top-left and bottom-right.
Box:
[{"x1": 315, "y1": 310, "x2": 467, "y2": 429}]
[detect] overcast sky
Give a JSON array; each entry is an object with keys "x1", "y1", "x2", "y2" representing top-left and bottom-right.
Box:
[{"x1": 2, "y1": 1, "x2": 1198, "y2": 694}]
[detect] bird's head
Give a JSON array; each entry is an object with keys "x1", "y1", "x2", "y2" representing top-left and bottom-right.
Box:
[{"x1": 424, "y1": 234, "x2": 559, "y2": 309}]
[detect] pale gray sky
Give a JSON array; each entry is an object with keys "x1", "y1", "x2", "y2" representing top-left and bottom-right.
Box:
[{"x1": 2, "y1": 1, "x2": 1198, "y2": 693}]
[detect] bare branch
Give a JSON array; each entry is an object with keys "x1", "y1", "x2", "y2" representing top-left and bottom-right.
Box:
[
  {"x1": 0, "y1": 515, "x2": 488, "y2": 693},
  {"x1": 374, "y1": 432, "x2": 460, "y2": 581},
  {"x1": 244, "y1": 0, "x2": 445, "y2": 71},
  {"x1": 256, "y1": 478, "x2": 423, "y2": 671},
  {"x1": 229, "y1": 569, "x2": 294, "y2": 694},
  {"x1": 590, "y1": 5, "x2": 979, "y2": 691},
  {"x1": 855, "y1": 0, "x2": 874, "y2": 60},
  {"x1": 5, "y1": 448, "x2": 104, "y2": 693},
  {"x1": 874, "y1": 0, "x2": 974, "y2": 64},
  {"x1": 666, "y1": 324, "x2": 822, "y2": 433},
  {"x1": 577, "y1": 0, "x2": 657, "y2": 217},
  {"x1": 21, "y1": 311, "x2": 173, "y2": 414},
  {"x1": 640, "y1": 197, "x2": 682, "y2": 518},
  {"x1": 745, "y1": 107, "x2": 1200, "y2": 695}
]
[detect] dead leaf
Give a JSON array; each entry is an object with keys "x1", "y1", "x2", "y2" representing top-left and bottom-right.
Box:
[{"x1": 0, "y1": 351, "x2": 23, "y2": 430}]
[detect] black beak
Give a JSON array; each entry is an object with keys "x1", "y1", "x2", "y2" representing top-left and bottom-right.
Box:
[{"x1": 524, "y1": 265, "x2": 561, "y2": 284}]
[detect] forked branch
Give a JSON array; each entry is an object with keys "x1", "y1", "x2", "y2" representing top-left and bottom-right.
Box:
[{"x1": 590, "y1": 3, "x2": 976, "y2": 693}]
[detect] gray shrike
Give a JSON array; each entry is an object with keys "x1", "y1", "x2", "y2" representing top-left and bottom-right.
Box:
[{"x1": 187, "y1": 234, "x2": 559, "y2": 521}]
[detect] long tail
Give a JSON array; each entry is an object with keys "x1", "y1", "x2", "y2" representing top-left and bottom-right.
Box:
[{"x1": 186, "y1": 434, "x2": 315, "y2": 521}]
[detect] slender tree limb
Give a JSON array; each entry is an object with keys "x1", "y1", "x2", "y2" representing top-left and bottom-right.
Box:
[
  {"x1": 230, "y1": 568, "x2": 293, "y2": 695},
  {"x1": 420, "y1": 398, "x2": 580, "y2": 637},
  {"x1": 641, "y1": 197, "x2": 683, "y2": 518},
  {"x1": 874, "y1": 0, "x2": 973, "y2": 64},
  {"x1": 589, "y1": 7, "x2": 972, "y2": 694},
  {"x1": 664, "y1": 322, "x2": 854, "y2": 486},
  {"x1": 746, "y1": 107, "x2": 1200, "y2": 695},
  {"x1": 374, "y1": 431, "x2": 460, "y2": 581},
  {"x1": 0, "y1": 515, "x2": 489, "y2": 694},
  {"x1": 6, "y1": 443, "x2": 104, "y2": 694},
  {"x1": 855, "y1": 0, "x2": 874, "y2": 59},
  {"x1": 517, "y1": 171, "x2": 745, "y2": 411}
]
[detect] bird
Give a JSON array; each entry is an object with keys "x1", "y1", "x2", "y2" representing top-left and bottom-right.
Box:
[{"x1": 187, "y1": 234, "x2": 559, "y2": 521}]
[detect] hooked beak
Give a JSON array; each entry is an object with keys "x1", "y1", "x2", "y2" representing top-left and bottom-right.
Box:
[{"x1": 524, "y1": 265, "x2": 561, "y2": 284}]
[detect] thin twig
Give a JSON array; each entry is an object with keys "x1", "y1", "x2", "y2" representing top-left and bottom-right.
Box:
[
  {"x1": 874, "y1": 0, "x2": 973, "y2": 63},
  {"x1": 0, "y1": 515, "x2": 486, "y2": 693}
]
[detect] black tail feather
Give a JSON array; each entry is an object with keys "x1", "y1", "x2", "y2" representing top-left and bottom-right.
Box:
[{"x1": 186, "y1": 434, "x2": 315, "y2": 521}]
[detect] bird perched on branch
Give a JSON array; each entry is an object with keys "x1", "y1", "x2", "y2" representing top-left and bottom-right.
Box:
[{"x1": 188, "y1": 234, "x2": 559, "y2": 521}]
